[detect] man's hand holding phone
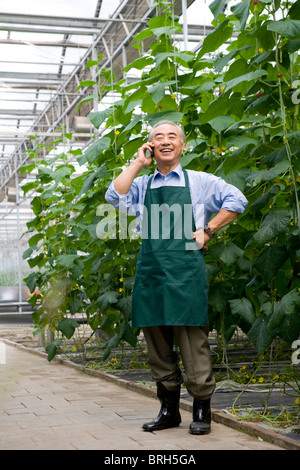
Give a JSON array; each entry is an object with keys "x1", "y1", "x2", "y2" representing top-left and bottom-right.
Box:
[
  {"x1": 137, "y1": 143, "x2": 155, "y2": 168},
  {"x1": 113, "y1": 142, "x2": 154, "y2": 194}
]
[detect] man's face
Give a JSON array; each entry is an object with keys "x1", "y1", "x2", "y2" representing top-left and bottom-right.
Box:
[{"x1": 151, "y1": 123, "x2": 185, "y2": 166}]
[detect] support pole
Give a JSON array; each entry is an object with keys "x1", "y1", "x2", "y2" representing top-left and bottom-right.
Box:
[
  {"x1": 15, "y1": 159, "x2": 23, "y2": 314},
  {"x1": 92, "y1": 35, "x2": 99, "y2": 113},
  {"x1": 181, "y1": 0, "x2": 188, "y2": 51}
]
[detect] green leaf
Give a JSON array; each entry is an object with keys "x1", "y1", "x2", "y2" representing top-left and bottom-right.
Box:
[
  {"x1": 100, "y1": 313, "x2": 118, "y2": 337},
  {"x1": 132, "y1": 28, "x2": 153, "y2": 43},
  {"x1": 209, "y1": 241, "x2": 244, "y2": 265},
  {"x1": 102, "y1": 332, "x2": 122, "y2": 360},
  {"x1": 209, "y1": 0, "x2": 228, "y2": 21},
  {"x1": 214, "y1": 46, "x2": 252, "y2": 71},
  {"x1": 218, "y1": 150, "x2": 250, "y2": 175},
  {"x1": 231, "y1": 0, "x2": 251, "y2": 31},
  {"x1": 52, "y1": 166, "x2": 73, "y2": 183},
  {"x1": 21, "y1": 180, "x2": 40, "y2": 195},
  {"x1": 77, "y1": 94, "x2": 98, "y2": 111},
  {"x1": 248, "y1": 316, "x2": 276, "y2": 354},
  {"x1": 20, "y1": 164, "x2": 36, "y2": 176},
  {"x1": 122, "y1": 115, "x2": 142, "y2": 133},
  {"x1": 22, "y1": 247, "x2": 33, "y2": 260},
  {"x1": 246, "y1": 160, "x2": 290, "y2": 186},
  {"x1": 226, "y1": 115, "x2": 265, "y2": 132},
  {"x1": 69, "y1": 148, "x2": 83, "y2": 157},
  {"x1": 219, "y1": 167, "x2": 250, "y2": 191},
  {"x1": 251, "y1": 185, "x2": 280, "y2": 209},
  {"x1": 197, "y1": 19, "x2": 233, "y2": 59},
  {"x1": 267, "y1": 20, "x2": 300, "y2": 38},
  {"x1": 25, "y1": 272, "x2": 41, "y2": 293},
  {"x1": 145, "y1": 110, "x2": 183, "y2": 126},
  {"x1": 208, "y1": 115, "x2": 235, "y2": 133},
  {"x1": 227, "y1": 136, "x2": 257, "y2": 147},
  {"x1": 124, "y1": 55, "x2": 154, "y2": 72},
  {"x1": 97, "y1": 291, "x2": 120, "y2": 311},
  {"x1": 79, "y1": 165, "x2": 107, "y2": 195},
  {"x1": 120, "y1": 322, "x2": 137, "y2": 347},
  {"x1": 89, "y1": 109, "x2": 113, "y2": 129},
  {"x1": 155, "y1": 52, "x2": 194, "y2": 68},
  {"x1": 180, "y1": 152, "x2": 202, "y2": 168},
  {"x1": 117, "y1": 296, "x2": 132, "y2": 321},
  {"x1": 151, "y1": 26, "x2": 178, "y2": 37},
  {"x1": 45, "y1": 225, "x2": 57, "y2": 239},
  {"x1": 229, "y1": 298, "x2": 256, "y2": 327},
  {"x1": 45, "y1": 339, "x2": 62, "y2": 362},
  {"x1": 222, "y1": 69, "x2": 267, "y2": 92},
  {"x1": 37, "y1": 167, "x2": 54, "y2": 180},
  {"x1": 123, "y1": 137, "x2": 145, "y2": 159},
  {"x1": 28, "y1": 233, "x2": 44, "y2": 248},
  {"x1": 86, "y1": 59, "x2": 98, "y2": 68},
  {"x1": 27, "y1": 253, "x2": 45, "y2": 269},
  {"x1": 268, "y1": 289, "x2": 300, "y2": 331},
  {"x1": 84, "y1": 137, "x2": 111, "y2": 163},
  {"x1": 289, "y1": 0, "x2": 300, "y2": 20},
  {"x1": 253, "y1": 245, "x2": 289, "y2": 283},
  {"x1": 202, "y1": 93, "x2": 231, "y2": 122},
  {"x1": 56, "y1": 254, "x2": 78, "y2": 267},
  {"x1": 57, "y1": 318, "x2": 80, "y2": 340},
  {"x1": 149, "y1": 80, "x2": 176, "y2": 104},
  {"x1": 208, "y1": 281, "x2": 233, "y2": 311},
  {"x1": 250, "y1": 211, "x2": 291, "y2": 247},
  {"x1": 278, "y1": 314, "x2": 300, "y2": 345},
  {"x1": 196, "y1": 81, "x2": 216, "y2": 92},
  {"x1": 77, "y1": 80, "x2": 97, "y2": 90}
]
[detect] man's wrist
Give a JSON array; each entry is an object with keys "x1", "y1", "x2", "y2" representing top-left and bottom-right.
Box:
[
  {"x1": 131, "y1": 158, "x2": 146, "y2": 173},
  {"x1": 204, "y1": 224, "x2": 215, "y2": 239}
]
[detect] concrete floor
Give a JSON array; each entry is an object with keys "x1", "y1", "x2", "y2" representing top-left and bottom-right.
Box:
[{"x1": 0, "y1": 341, "x2": 285, "y2": 451}]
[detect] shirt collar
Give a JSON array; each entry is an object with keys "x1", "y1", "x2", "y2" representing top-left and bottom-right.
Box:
[{"x1": 153, "y1": 163, "x2": 183, "y2": 181}]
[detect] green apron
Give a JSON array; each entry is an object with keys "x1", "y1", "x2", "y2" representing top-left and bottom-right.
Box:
[{"x1": 132, "y1": 169, "x2": 208, "y2": 328}]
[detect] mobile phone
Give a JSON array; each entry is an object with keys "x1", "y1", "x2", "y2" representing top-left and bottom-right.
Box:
[{"x1": 146, "y1": 147, "x2": 155, "y2": 158}]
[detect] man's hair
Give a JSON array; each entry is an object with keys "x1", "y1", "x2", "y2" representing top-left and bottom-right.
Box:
[{"x1": 148, "y1": 120, "x2": 186, "y2": 143}]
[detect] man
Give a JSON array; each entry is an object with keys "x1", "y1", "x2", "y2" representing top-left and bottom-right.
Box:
[{"x1": 105, "y1": 120, "x2": 248, "y2": 435}]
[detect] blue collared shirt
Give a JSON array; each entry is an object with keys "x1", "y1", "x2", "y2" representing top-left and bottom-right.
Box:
[{"x1": 105, "y1": 164, "x2": 248, "y2": 232}]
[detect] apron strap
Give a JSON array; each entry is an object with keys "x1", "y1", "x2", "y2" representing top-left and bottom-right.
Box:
[
  {"x1": 147, "y1": 175, "x2": 153, "y2": 190},
  {"x1": 183, "y1": 169, "x2": 189, "y2": 188}
]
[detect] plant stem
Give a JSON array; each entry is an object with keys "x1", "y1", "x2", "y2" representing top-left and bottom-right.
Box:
[{"x1": 232, "y1": 356, "x2": 263, "y2": 411}]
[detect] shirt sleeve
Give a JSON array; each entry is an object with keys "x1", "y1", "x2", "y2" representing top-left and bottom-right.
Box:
[
  {"x1": 105, "y1": 175, "x2": 149, "y2": 215},
  {"x1": 204, "y1": 173, "x2": 248, "y2": 216}
]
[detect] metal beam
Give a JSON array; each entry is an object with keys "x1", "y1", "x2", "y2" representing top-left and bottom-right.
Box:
[
  {"x1": 0, "y1": 60, "x2": 78, "y2": 67},
  {"x1": 0, "y1": 89, "x2": 78, "y2": 96},
  {"x1": 0, "y1": 24, "x2": 101, "y2": 36},
  {"x1": 0, "y1": 110, "x2": 38, "y2": 116},
  {"x1": 0, "y1": 71, "x2": 67, "y2": 82},
  {"x1": 0, "y1": 132, "x2": 94, "y2": 139},
  {"x1": 0, "y1": 39, "x2": 90, "y2": 48},
  {"x1": 0, "y1": 12, "x2": 148, "y2": 27}
]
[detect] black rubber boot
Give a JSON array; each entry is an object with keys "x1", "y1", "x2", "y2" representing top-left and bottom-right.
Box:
[
  {"x1": 142, "y1": 383, "x2": 181, "y2": 432},
  {"x1": 189, "y1": 398, "x2": 211, "y2": 435}
]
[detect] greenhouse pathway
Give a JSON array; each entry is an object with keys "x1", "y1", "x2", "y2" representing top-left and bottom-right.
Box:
[{"x1": 0, "y1": 341, "x2": 288, "y2": 451}]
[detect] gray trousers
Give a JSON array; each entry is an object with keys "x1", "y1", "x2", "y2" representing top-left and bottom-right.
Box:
[{"x1": 142, "y1": 325, "x2": 215, "y2": 400}]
